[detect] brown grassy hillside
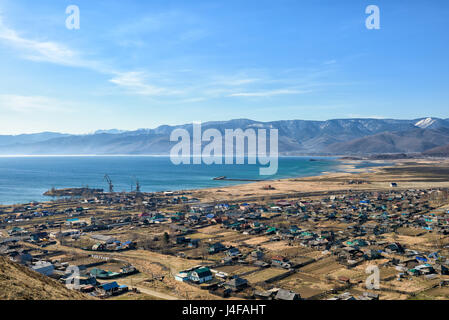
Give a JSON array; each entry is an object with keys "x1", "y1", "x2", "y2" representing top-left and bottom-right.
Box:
[
  {"x1": 0, "y1": 256, "x2": 91, "y2": 300},
  {"x1": 424, "y1": 144, "x2": 449, "y2": 157}
]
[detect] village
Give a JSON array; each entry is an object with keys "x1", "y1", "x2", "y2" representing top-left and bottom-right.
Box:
[{"x1": 2, "y1": 171, "x2": 449, "y2": 300}]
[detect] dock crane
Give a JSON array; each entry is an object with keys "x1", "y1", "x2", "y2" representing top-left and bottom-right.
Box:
[
  {"x1": 104, "y1": 174, "x2": 114, "y2": 193},
  {"x1": 131, "y1": 176, "x2": 141, "y2": 193}
]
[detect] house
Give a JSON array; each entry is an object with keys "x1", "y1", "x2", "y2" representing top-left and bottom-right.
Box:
[
  {"x1": 32, "y1": 261, "x2": 54, "y2": 276},
  {"x1": 51, "y1": 229, "x2": 80, "y2": 238},
  {"x1": 9, "y1": 251, "x2": 32, "y2": 264},
  {"x1": 363, "y1": 249, "x2": 383, "y2": 260},
  {"x1": 209, "y1": 242, "x2": 226, "y2": 254},
  {"x1": 8, "y1": 227, "x2": 26, "y2": 236},
  {"x1": 176, "y1": 236, "x2": 188, "y2": 244},
  {"x1": 190, "y1": 203, "x2": 215, "y2": 214},
  {"x1": 221, "y1": 257, "x2": 234, "y2": 265},
  {"x1": 89, "y1": 267, "x2": 121, "y2": 279},
  {"x1": 250, "y1": 250, "x2": 264, "y2": 260},
  {"x1": 78, "y1": 275, "x2": 98, "y2": 286},
  {"x1": 274, "y1": 289, "x2": 301, "y2": 301},
  {"x1": 360, "y1": 292, "x2": 379, "y2": 300},
  {"x1": 188, "y1": 239, "x2": 200, "y2": 248},
  {"x1": 29, "y1": 232, "x2": 48, "y2": 242},
  {"x1": 175, "y1": 272, "x2": 190, "y2": 282},
  {"x1": 224, "y1": 277, "x2": 248, "y2": 291},
  {"x1": 227, "y1": 247, "x2": 241, "y2": 257},
  {"x1": 415, "y1": 264, "x2": 435, "y2": 275},
  {"x1": 139, "y1": 212, "x2": 150, "y2": 218},
  {"x1": 253, "y1": 260, "x2": 269, "y2": 268},
  {"x1": 189, "y1": 267, "x2": 213, "y2": 284},
  {"x1": 97, "y1": 281, "x2": 128, "y2": 296},
  {"x1": 427, "y1": 252, "x2": 440, "y2": 261},
  {"x1": 384, "y1": 243, "x2": 405, "y2": 254},
  {"x1": 90, "y1": 234, "x2": 117, "y2": 244},
  {"x1": 338, "y1": 276, "x2": 351, "y2": 284},
  {"x1": 330, "y1": 292, "x2": 357, "y2": 300},
  {"x1": 434, "y1": 264, "x2": 449, "y2": 275},
  {"x1": 215, "y1": 287, "x2": 232, "y2": 298},
  {"x1": 271, "y1": 256, "x2": 291, "y2": 269},
  {"x1": 63, "y1": 274, "x2": 98, "y2": 289},
  {"x1": 254, "y1": 290, "x2": 275, "y2": 300}
]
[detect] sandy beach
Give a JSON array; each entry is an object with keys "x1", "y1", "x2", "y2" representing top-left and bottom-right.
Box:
[{"x1": 190, "y1": 158, "x2": 449, "y2": 203}]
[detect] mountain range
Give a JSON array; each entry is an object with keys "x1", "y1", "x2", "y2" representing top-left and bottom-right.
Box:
[{"x1": 1, "y1": 117, "x2": 449, "y2": 156}]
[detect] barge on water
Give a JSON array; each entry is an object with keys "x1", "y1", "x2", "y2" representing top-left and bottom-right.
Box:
[{"x1": 212, "y1": 176, "x2": 265, "y2": 182}]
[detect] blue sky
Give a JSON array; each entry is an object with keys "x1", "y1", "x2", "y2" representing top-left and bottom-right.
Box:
[{"x1": 0, "y1": 0, "x2": 448, "y2": 134}]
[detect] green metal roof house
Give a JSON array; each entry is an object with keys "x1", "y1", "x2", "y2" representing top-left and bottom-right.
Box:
[{"x1": 189, "y1": 267, "x2": 213, "y2": 284}]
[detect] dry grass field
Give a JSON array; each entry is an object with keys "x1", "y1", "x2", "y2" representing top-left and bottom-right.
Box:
[{"x1": 244, "y1": 268, "x2": 288, "y2": 284}]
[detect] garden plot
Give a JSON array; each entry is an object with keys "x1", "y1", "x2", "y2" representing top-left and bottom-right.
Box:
[{"x1": 244, "y1": 268, "x2": 289, "y2": 284}]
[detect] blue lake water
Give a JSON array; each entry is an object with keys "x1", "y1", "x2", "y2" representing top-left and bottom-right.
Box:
[{"x1": 0, "y1": 156, "x2": 375, "y2": 205}]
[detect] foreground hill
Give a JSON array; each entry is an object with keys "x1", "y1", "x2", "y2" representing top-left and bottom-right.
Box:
[
  {"x1": 0, "y1": 117, "x2": 448, "y2": 155},
  {"x1": 0, "y1": 256, "x2": 90, "y2": 300}
]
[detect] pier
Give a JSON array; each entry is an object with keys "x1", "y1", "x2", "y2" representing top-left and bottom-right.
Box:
[{"x1": 212, "y1": 176, "x2": 265, "y2": 182}]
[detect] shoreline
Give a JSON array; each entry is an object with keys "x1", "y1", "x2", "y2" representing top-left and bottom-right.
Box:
[
  {"x1": 0, "y1": 157, "x2": 448, "y2": 207},
  {"x1": 0, "y1": 156, "x2": 356, "y2": 206},
  {"x1": 187, "y1": 158, "x2": 449, "y2": 203}
]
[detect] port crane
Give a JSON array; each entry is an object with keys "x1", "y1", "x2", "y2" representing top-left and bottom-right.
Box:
[
  {"x1": 104, "y1": 174, "x2": 114, "y2": 193},
  {"x1": 131, "y1": 176, "x2": 141, "y2": 193}
]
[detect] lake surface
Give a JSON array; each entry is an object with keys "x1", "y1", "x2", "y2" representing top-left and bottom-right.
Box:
[{"x1": 0, "y1": 156, "x2": 375, "y2": 205}]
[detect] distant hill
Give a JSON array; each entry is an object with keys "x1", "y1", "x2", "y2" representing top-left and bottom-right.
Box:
[
  {"x1": 0, "y1": 256, "x2": 90, "y2": 300},
  {"x1": 94, "y1": 129, "x2": 127, "y2": 135},
  {"x1": 423, "y1": 144, "x2": 449, "y2": 157},
  {"x1": 0, "y1": 117, "x2": 448, "y2": 155},
  {"x1": 327, "y1": 127, "x2": 449, "y2": 154},
  {"x1": 0, "y1": 132, "x2": 70, "y2": 147}
]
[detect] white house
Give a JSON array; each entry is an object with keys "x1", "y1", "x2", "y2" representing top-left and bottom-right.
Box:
[{"x1": 189, "y1": 267, "x2": 213, "y2": 284}]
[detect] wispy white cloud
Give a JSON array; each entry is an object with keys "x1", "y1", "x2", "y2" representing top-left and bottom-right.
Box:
[
  {"x1": 0, "y1": 15, "x2": 110, "y2": 72},
  {"x1": 112, "y1": 11, "x2": 208, "y2": 47},
  {"x1": 0, "y1": 15, "x2": 176, "y2": 97},
  {"x1": 0, "y1": 94, "x2": 71, "y2": 113},
  {"x1": 213, "y1": 77, "x2": 261, "y2": 86},
  {"x1": 0, "y1": 22, "x2": 74, "y2": 65},
  {"x1": 108, "y1": 71, "x2": 183, "y2": 96},
  {"x1": 0, "y1": 14, "x2": 337, "y2": 102},
  {"x1": 179, "y1": 97, "x2": 207, "y2": 103},
  {"x1": 229, "y1": 89, "x2": 311, "y2": 97}
]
